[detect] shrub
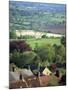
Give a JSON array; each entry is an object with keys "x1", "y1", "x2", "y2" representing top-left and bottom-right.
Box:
[
  {"x1": 10, "y1": 51, "x2": 40, "y2": 68},
  {"x1": 47, "y1": 74, "x2": 59, "y2": 86}
]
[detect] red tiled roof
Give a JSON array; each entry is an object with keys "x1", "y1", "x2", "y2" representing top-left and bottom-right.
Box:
[{"x1": 9, "y1": 75, "x2": 51, "y2": 89}]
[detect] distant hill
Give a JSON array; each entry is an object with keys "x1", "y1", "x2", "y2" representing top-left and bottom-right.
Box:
[{"x1": 9, "y1": 1, "x2": 66, "y2": 34}]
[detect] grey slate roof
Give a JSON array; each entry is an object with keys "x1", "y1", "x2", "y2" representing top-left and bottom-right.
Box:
[{"x1": 9, "y1": 69, "x2": 33, "y2": 81}]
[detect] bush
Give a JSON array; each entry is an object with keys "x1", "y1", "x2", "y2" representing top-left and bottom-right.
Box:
[
  {"x1": 34, "y1": 44, "x2": 55, "y2": 66},
  {"x1": 42, "y1": 35, "x2": 48, "y2": 38},
  {"x1": 22, "y1": 35, "x2": 35, "y2": 39},
  {"x1": 53, "y1": 44, "x2": 66, "y2": 64},
  {"x1": 47, "y1": 74, "x2": 59, "y2": 86},
  {"x1": 59, "y1": 74, "x2": 66, "y2": 85},
  {"x1": 61, "y1": 36, "x2": 66, "y2": 47},
  {"x1": 22, "y1": 51, "x2": 40, "y2": 66},
  {"x1": 10, "y1": 50, "x2": 24, "y2": 68},
  {"x1": 10, "y1": 51, "x2": 40, "y2": 68},
  {"x1": 18, "y1": 35, "x2": 35, "y2": 39}
]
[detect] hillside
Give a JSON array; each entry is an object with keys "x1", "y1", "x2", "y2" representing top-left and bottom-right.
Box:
[{"x1": 9, "y1": 1, "x2": 66, "y2": 34}]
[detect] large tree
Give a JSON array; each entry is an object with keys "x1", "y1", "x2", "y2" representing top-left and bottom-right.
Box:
[
  {"x1": 10, "y1": 51, "x2": 40, "y2": 68},
  {"x1": 53, "y1": 44, "x2": 66, "y2": 64},
  {"x1": 61, "y1": 36, "x2": 66, "y2": 47},
  {"x1": 34, "y1": 44, "x2": 55, "y2": 66},
  {"x1": 10, "y1": 41, "x2": 32, "y2": 53}
]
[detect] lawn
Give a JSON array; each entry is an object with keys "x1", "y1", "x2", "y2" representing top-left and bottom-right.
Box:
[{"x1": 26, "y1": 38, "x2": 61, "y2": 49}]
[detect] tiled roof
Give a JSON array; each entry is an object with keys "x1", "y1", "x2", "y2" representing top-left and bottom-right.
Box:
[{"x1": 9, "y1": 75, "x2": 51, "y2": 89}]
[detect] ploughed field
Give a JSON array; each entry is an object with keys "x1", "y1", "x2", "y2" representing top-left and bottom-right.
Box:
[{"x1": 26, "y1": 38, "x2": 61, "y2": 49}]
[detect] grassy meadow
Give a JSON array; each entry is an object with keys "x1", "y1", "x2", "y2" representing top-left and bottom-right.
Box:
[{"x1": 26, "y1": 38, "x2": 61, "y2": 49}]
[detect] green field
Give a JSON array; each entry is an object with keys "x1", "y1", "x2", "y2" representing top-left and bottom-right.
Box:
[{"x1": 26, "y1": 38, "x2": 61, "y2": 49}]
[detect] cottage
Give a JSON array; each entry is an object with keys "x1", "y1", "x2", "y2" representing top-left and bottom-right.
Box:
[
  {"x1": 9, "y1": 68, "x2": 33, "y2": 81},
  {"x1": 42, "y1": 67, "x2": 52, "y2": 75}
]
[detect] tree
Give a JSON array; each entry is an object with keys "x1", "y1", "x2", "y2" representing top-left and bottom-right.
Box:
[
  {"x1": 10, "y1": 41, "x2": 32, "y2": 53},
  {"x1": 10, "y1": 31, "x2": 17, "y2": 39},
  {"x1": 23, "y1": 51, "x2": 42, "y2": 76},
  {"x1": 10, "y1": 51, "x2": 40, "y2": 68},
  {"x1": 34, "y1": 44, "x2": 55, "y2": 66},
  {"x1": 61, "y1": 36, "x2": 66, "y2": 47},
  {"x1": 23, "y1": 51, "x2": 40, "y2": 65},
  {"x1": 53, "y1": 44, "x2": 66, "y2": 64},
  {"x1": 47, "y1": 74, "x2": 59, "y2": 86},
  {"x1": 10, "y1": 50, "x2": 24, "y2": 68},
  {"x1": 42, "y1": 34, "x2": 47, "y2": 38}
]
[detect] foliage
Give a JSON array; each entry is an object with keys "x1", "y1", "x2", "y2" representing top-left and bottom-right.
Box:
[
  {"x1": 22, "y1": 51, "x2": 40, "y2": 65},
  {"x1": 10, "y1": 39, "x2": 66, "y2": 71},
  {"x1": 10, "y1": 40, "x2": 32, "y2": 53},
  {"x1": 61, "y1": 36, "x2": 66, "y2": 47},
  {"x1": 42, "y1": 35, "x2": 47, "y2": 38},
  {"x1": 47, "y1": 74, "x2": 59, "y2": 86},
  {"x1": 10, "y1": 51, "x2": 40, "y2": 68},
  {"x1": 59, "y1": 74, "x2": 66, "y2": 85},
  {"x1": 53, "y1": 44, "x2": 66, "y2": 64},
  {"x1": 17, "y1": 35, "x2": 24, "y2": 39},
  {"x1": 17, "y1": 35, "x2": 35, "y2": 39},
  {"x1": 19, "y1": 35, "x2": 35, "y2": 39},
  {"x1": 10, "y1": 31, "x2": 17, "y2": 39},
  {"x1": 10, "y1": 50, "x2": 24, "y2": 68},
  {"x1": 34, "y1": 44, "x2": 55, "y2": 66},
  {"x1": 58, "y1": 68, "x2": 66, "y2": 75}
]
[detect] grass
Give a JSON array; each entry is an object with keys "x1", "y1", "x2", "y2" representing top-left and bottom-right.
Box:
[{"x1": 26, "y1": 38, "x2": 61, "y2": 49}]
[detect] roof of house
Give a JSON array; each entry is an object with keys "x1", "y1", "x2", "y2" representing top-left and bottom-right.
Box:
[
  {"x1": 21, "y1": 69, "x2": 33, "y2": 77},
  {"x1": 9, "y1": 72, "x2": 21, "y2": 81},
  {"x1": 9, "y1": 75, "x2": 51, "y2": 89},
  {"x1": 9, "y1": 69, "x2": 33, "y2": 81},
  {"x1": 42, "y1": 67, "x2": 52, "y2": 75}
]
